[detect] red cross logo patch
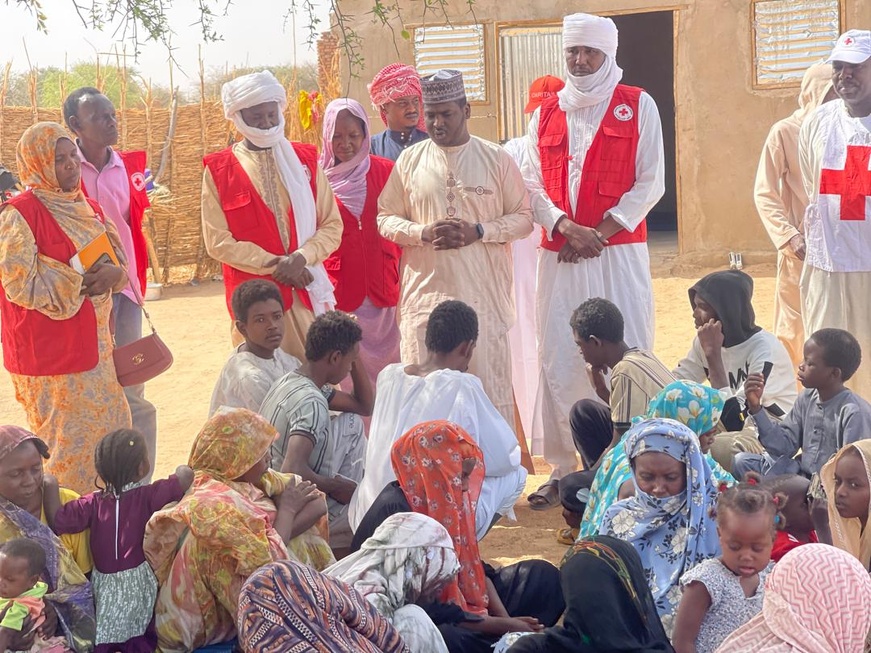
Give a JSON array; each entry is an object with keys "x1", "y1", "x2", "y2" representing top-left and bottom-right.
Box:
[
  {"x1": 844, "y1": 37, "x2": 854, "y2": 46},
  {"x1": 614, "y1": 104, "x2": 633, "y2": 121},
  {"x1": 819, "y1": 144, "x2": 871, "y2": 221},
  {"x1": 130, "y1": 172, "x2": 147, "y2": 192}
]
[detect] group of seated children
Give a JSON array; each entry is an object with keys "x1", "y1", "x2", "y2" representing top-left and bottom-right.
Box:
[{"x1": 2, "y1": 268, "x2": 871, "y2": 653}]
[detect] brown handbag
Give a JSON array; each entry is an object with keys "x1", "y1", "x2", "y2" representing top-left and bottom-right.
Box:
[{"x1": 113, "y1": 279, "x2": 173, "y2": 387}]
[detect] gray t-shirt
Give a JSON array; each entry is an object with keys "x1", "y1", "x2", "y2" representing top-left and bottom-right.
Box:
[{"x1": 260, "y1": 371, "x2": 335, "y2": 473}]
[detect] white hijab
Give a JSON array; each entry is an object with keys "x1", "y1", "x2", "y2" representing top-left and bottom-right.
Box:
[
  {"x1": 558, "y1": 13, "x2": 624, "y2": 111},
  {"x1": 221, "y1": 71, "x2": 335, "y2": 313}
]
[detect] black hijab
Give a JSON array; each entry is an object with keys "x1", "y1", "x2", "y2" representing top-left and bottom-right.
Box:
[
  {"x1": 688, "y1": 270, "x2": 761, "y2": 348},
  {"x1": 508, "y1": 536, "x2": 674, "y2": 653}
]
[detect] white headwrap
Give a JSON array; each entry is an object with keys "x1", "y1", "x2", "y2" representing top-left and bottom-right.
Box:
[
  {"x1": 221, "y1": 70, "x2": 335, "y2": 313},
  {"x1": 558, "y1": 13, "x2": 623, "y2": 111}
]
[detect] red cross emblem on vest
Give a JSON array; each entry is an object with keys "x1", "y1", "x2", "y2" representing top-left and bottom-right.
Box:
[{"x1": 819, "y1": 144, "x2": 871, "y2": 221}]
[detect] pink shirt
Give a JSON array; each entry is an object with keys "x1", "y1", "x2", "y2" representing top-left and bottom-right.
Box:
[{"x1": 78, "y1": 146, "x2": 138, "y2": 302}]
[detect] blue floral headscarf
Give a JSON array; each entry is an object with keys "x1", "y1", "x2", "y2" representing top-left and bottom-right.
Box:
[
  {"x1": 599, "y1": 417, "x2": 721, "y2": 636},
  {"x1": 579, "y1": 382, "x2": 733, "y2": 541}
]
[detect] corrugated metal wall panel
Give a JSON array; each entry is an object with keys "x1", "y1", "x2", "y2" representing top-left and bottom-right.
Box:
[
  {"x1": 753, "y1": 0, "x2": 840, "y2": 84},
  {"x1": 414, "y1": 25, "x2": 487, "y2": 101},
  {"x1": 498, "y1": 26, "x2": 563, "y2": 141}
]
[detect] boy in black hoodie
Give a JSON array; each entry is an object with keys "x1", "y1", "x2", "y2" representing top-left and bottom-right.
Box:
[{"x1": 673, "y1": 270, "x2": 797, "y2": 470}]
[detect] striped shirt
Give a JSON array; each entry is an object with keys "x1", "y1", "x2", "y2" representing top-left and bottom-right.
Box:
[
  {"x1": 260, "y1": 371, "x2": 335, "y2": 473},
  {"x1": 610, "y1": 349, "x2": 676, "y2": 428}
]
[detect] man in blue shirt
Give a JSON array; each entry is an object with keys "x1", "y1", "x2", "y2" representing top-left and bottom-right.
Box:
[{"x1": 367, "y1": 62, "x2": 429, "y2": 160}]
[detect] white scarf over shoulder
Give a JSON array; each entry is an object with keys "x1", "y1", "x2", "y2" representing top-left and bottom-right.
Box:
[
  {"x1": 221, "y1": 70, "x2": 335, "y2": 313},
  {"x1": 558, "y1": 13, "x2": 624, "y2": 111}
]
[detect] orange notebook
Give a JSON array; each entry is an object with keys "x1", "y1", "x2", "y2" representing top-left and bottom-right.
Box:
[{"x1": 69, "y1": 231, "x2": 120, "y2": 274}]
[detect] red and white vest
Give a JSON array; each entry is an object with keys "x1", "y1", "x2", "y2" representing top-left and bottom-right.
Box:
[
  {"x1": 203, "y1": 143, "x2": 321, "y2": 316},
  {"x1": 537, "y1": 84, "x2": 646, "y2": 251},
  {"x1": 0, "y1": 192, "x2": 105, "y2": 375},
  {"x1": 81, "y1": 150, "x2": 150, "y2": 294},
  {"x1": 324, "y1": 156, "x2": 401, "y2": 311}
]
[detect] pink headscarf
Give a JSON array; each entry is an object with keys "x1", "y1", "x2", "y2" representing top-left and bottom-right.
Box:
[
  {"x1": 319, "y1": 99, "x2": 372, "y2": 218},
  {"x1": 367, "y1": 63, "x2": 426, "y2": 131}
]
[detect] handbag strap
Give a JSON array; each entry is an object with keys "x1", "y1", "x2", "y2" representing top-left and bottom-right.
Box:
[{"x1": 123, "y1": 272, "x2": 158, "y2": 335}]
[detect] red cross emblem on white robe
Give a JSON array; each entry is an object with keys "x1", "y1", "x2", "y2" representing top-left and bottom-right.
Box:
[{"x1": 819, "y1": 144, "x2": 871, "y2": 221}]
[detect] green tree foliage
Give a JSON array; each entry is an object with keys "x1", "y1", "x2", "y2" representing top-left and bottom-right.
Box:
[{"x1": 202, "y1": 62, "x2": 319, "y2": 99}]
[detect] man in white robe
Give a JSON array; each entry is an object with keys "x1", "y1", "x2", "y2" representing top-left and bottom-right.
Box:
[
  {"x1": 348, "y1": 300, "x2": 526, "y2": 539},
  {"x1": 799, "y1": 30, "x2": 871, "y2": 397},
  {"x1": 377, "y1": 70, "x2": 534, "y2": 427},
  {"x1": 521, "y1": 14, "x2": 665, "y2": 505}
]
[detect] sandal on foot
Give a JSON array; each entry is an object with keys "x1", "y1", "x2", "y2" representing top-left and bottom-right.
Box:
[{"x1": 527, "y1": 479, "x2": 560, "y2": 511}]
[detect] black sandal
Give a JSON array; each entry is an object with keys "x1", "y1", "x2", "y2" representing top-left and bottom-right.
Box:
[{"x1": 527, "y1": 478, "x2": 561, "y2": 511}]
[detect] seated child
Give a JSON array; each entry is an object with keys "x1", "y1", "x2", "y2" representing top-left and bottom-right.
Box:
[
  {"x1": 209, "y1": 280, "x2": 301, "y2": 416},
  {"x1": 736, "y1": 328, "x2": 871, "y2": 479},
  {"x1": 673, "y1": 270, "x2": 796, "y2": 471},
  {"x1": 44, "y1": 429, "x2": 193, "y2": 651},
  {"x1": 349, "y1": 300, "x2": 527, "y2": 540},
  {"x1": 672, "y1": 478, "x2": 777, "y2": 653},
  {"x1": 540, "y1": 297, "x2": 674, "y2": 521},
  {"x1": 764, "y1": 474, "x2": 818, "y2": 561},
  {"x1": 821, "y1": 440, "x2": 871, "y2": 571},
  {"x1": 260, "y1": 311, "x2": 372, "y2": 555},
  {"x1": 0, "y1": 538, "x2": 69, "y2": 653}
]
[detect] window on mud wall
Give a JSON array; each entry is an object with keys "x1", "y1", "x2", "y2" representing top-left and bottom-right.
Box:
[
  {"x1": 752, "y1": 0, "x2": 842, "y2": 89},
  {"x1": 413, "y1": 24, "x2": 487, "y2": 103}
]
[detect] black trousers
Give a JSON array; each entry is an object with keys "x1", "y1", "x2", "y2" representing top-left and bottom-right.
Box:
[
  {"x1": 438, "y1": 560, "x2": 565, "y2": 653},
  {"x1": 570, "y1": 399, "x2": 613, "y2": 469},
  {"x1": 558, "y1": 469, "x2": 597, "y2": 515}
]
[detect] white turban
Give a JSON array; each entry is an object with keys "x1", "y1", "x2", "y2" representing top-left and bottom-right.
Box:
[
  {"x1": 218, "y1": 70, "x2": 336, "y2": 314},
  {"x1": 221, "y1": 70, "x2": 287, "y2": 119},
  {"x1": 563, "y1": 13, "x2": 618, "y2": 59}
]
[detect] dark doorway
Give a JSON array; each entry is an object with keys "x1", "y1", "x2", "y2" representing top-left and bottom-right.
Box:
[{"x1": 611, "y1": 11, "x2": 677, "y2": 234}]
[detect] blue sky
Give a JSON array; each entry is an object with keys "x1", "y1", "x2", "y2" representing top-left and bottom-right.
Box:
[{"x1": 3, "y1": 0, "x2": 332, "y2": 91}]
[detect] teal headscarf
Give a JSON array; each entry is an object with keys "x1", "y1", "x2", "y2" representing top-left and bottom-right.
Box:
[{"x1": 577, "y1": 381, "x2": 734, "y2": 540}]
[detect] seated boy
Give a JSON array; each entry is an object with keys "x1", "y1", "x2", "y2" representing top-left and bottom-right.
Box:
[
  {"x1": 734, "y1": 328, "x2": 871, "y2": 479},
  {"x1": 554, "y1": 298, "x2": 674, "y2": 538},
  {"x1": 348, "y1": 300, "x2": 527, "y2": 540},
  {"x1": 209, "y1": 280, "x2": 301, "y2": 416},
  {"x1": 673, "y1": 269, "x2": 797, "y2": 470},
  {"x1": 260, "y1": 311, "x2": 373, "y2": 555}
]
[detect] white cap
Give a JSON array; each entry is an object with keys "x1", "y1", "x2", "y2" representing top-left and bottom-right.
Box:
[{"x1": 827, "y1": 29, "x2": 871, "y2": 65}]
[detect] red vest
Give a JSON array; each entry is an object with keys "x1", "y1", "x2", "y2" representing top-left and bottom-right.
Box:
[
  {"x1": 0, "y1": 192, "x2": 104, "y2": 376},
  {"x1": 537, "y1": 85, "x2": 646, "y2": 251},
  {"x1": 324, "y1": 156, "x2": 400, "y2": 311},
  {"x1": 203, "y1": 143, "x2": 321, "y2": 316},
  {"x1": 80, "y1": 150, "x2": 150, "y2": 294}
]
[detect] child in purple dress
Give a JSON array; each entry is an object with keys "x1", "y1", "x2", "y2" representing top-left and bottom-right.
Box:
[{"x1": 44, "y1": 429, "x2": 193, "y2": 652}]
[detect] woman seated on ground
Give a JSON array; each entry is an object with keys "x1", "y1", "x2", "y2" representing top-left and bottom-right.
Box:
[
  {"x1": 715, "y1": 544, "x2": 871, "y2": 652},
  {"x1": 506, "y1": 536, "x2": 674, "y2": 653},
  {"x1": 236, "y1": 558, "x2": 409, "y2": 653},
  {"x1": 0, "y1": 426, "x2": 95, "y2": 651},
  {"x1": 353, "y1": 420, "x2": 565, "y2": 653},
  {"x1": 570, "y1": 381, "x2": 734, "y2": 543},
  {"x1": 601, "y1": 418, "x2": 721, "y2": 636},
  {"x1": 143, "y1": 408, "x2": 334, "y2": 652},
  {"x1": 326, "y1": 512, "x2": 460, "y2": 653}
]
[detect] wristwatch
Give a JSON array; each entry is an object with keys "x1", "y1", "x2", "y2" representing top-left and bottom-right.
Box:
[{"x1": 475, "y1": 222, "x2": 484, "y2": 240}]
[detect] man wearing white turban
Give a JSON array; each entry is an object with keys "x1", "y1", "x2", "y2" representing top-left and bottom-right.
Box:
[
  {"x1": 201, "y1": 70, "x2": 343, "y2": 360},
  {"x1": 521, "y1": 13, "x2": 665, "y2": 507}
]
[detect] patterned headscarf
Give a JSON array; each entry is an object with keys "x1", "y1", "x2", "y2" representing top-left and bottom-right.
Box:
[
  {"x1": 16, "y1": 122, "x2": 81, "y2": 198},
  {"x1": 601, "y1": 418, "x2": 720, "y2": 634},
  {"x1": 715, "y1": 544, "x2": 871, "y2": 653},
  {"x1": 390, "y1": 420, "x2": 488, "y2": 615},
  {"x1": 319, "y1": 98, "x2": 372, "y2": 217},
  {"x1": 326, "y1": 512, "x2": 459, "y2": 618},
  {"x1": 367, "y1": 63, "x2": 426, "y2": 130},
  {"x1": 820, "y1": 440, "x2": 871, "y2": 569},
  {"x1": 0, "y1": 424, "x2": 49, "y2": 461},
  {"x1": 188, "y1": 407, "x2": 276, "y2": 482}
]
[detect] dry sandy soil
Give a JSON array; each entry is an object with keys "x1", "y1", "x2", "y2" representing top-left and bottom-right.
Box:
[{"x1": 0, "y1": 268, "x2": 778, "y2": 566}]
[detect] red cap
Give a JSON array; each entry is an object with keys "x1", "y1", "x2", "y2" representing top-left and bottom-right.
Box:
[{"x1": 524, "y1": 75, "x2": 565, "y2": 113}]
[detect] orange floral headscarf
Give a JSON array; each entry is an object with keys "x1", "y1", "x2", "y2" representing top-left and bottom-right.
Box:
[
  {"x1": 390, "y1": 420, "x2": 488, "y2": 615},
  {"x1": 189, "y1": 407, "x2": 277, "y2": 482},
  {"x1": 16, "y1": 122, "x2": 81, "y2": 197}
]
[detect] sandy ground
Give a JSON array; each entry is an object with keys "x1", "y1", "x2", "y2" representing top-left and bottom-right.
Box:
[{"x1": 0, "y1": 269, "x2": 778, "y2": 566}]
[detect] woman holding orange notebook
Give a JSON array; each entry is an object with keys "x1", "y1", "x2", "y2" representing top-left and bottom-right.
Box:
[{"x1": 0, "y1": 122, "x2": 131, "y2": 493}]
